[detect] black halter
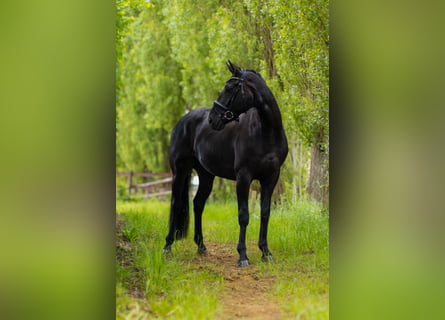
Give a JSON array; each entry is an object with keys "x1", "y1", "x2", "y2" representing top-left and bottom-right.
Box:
[{"x1": 213, "y1": 76, "x2": 245, "y2": 123}]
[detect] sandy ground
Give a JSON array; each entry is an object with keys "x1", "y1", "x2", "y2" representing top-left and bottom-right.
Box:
[{"x1": 192, "y1": 242, "x2": 285, "y2": 319}]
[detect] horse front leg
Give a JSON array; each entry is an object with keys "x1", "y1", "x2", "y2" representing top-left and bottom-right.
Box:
[
  {"x1": 258, "y1": 173, "x2": 279, "y2": 262},
  {"x1": 236, "y1": 173, "x2": 252, "y2": 267}
]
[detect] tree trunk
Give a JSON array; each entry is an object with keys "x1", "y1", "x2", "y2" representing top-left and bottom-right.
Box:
[
  {"x1": 261, "y1": 24, "x2": 277, "y2": 79},
  {"x1": 307, "y1": 129, "x2": 329, "y2": 207}
]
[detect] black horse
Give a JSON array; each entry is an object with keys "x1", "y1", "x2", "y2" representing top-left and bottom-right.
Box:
[{"x1": 163, "y1": 61, "x2": 288, "y2": 266}]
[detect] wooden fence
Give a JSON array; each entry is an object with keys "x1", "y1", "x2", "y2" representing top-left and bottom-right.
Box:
[{"x1": 117, "y1": 172, "x2": 172, "y2": 199}]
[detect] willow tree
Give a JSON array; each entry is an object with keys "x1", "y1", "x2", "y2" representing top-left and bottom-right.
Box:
[
  {"x1": 116, "y1": 0, "x2": 329, "y2": 205},
  {"x1": 116, "y1": 1, "x2": 184, "y2": 172},
  {"x1": 244, "y1": 0, "x2": 329, "y2": 205}
]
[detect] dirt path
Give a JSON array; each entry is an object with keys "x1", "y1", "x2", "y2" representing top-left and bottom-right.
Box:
[{"x1": 192, "y1": 241, "x2": 285, "y2": 320}]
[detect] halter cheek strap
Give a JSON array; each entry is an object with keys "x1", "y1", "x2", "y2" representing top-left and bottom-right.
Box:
[{"x1": 213, "y1": 77, "x2": 244, "y2": 123}]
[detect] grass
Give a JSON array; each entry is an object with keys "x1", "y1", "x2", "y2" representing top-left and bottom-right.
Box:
[
  {"x1": 259, "y1": 202, "x2": 329, "y2": 319},
  {"x1": 116, "y1": 198, "x2": 329, "y2": 319}
]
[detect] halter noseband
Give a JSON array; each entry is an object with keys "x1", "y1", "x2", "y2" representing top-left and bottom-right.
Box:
[{"x1": 212, "y1": 76, "x2": 245, "y2": 123}]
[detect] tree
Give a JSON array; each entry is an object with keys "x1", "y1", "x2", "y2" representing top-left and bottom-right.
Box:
[
  {"x1": 249, "y1": 0, "x2": 329, "y2": 205},
  {"x1": 117, "y1": 1, "x2": 184, "y2": 172},
  {"x1": 116, "y1": 0, "x2": 329, "y2": 205}
]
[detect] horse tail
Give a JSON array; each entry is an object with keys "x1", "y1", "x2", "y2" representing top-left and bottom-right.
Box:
[{"x1": 169, "y1": 169, "x2": 191, "y2": 240}]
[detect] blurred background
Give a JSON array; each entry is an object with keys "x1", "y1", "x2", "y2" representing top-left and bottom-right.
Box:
[
  {"x1": 115, "y1": 0, "x2": 329, "y2": 207},
  {"x1": 1, "y1": 0, "x2": 445, "y2": 319}
]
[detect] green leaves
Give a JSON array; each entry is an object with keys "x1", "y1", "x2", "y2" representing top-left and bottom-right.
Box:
[
  {"x1": 266, "y1": 0, "x2": 329, "y2": 147},
  {"x1": 117, "y1": 3, "x2": 183, "y2": 172},
  {"x1": 116, "y1": 0, "x2": 329, "y2": 187}
]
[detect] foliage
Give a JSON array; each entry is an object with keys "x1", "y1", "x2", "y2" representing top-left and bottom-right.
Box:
[
  {"x1": 116, "y1": 0, "x2": 329, "y2": 201},
  {"x1": 273, "y1": 0, "x2": 328, "y2": 148},
  {"x1": 117, "y1": 3, "x2": 184, "y2": 172}
]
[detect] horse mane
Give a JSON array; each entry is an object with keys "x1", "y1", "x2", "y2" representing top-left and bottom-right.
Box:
[
  {"x1": 243, "y1": 68, "x2": 283, "y2": 129},
  {"x1": 245, "y1": 69, "x2": 262, "y2": 78}
]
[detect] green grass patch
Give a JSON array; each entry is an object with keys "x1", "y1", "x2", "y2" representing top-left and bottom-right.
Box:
[
  {"x1": 258, "y1": 201, "x2": 329, "y2": 319},
  {"x1": 116, "y1": 199, "x2": 223, "y2": 319},
  {"x1": 116, "y1": 198, "x2": 328, "y2": 319}
]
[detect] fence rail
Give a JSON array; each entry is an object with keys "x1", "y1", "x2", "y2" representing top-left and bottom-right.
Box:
[
  {"x1": 117, "y1": 172, "x2": 171, "y2": 178},
  {"x1": 117, "y1": 171, "x2": 172, "y2": 199}
]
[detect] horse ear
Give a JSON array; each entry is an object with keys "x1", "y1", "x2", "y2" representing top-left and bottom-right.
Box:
[{"x1": 227, "y1": 60, "x2": 241, "y2": 75}]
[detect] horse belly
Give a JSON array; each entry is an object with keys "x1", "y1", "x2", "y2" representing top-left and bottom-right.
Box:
[
  {"x1": 195, "y1": 145, "x2": 236, "y2": 180},
  {"x1": 245, "y1": 151, "x2": 283, "y2": 180}
]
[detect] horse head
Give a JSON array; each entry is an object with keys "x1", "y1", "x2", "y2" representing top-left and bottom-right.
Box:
[{"x1": 208, "y1": 61, "x2": 258, "y2": 131}]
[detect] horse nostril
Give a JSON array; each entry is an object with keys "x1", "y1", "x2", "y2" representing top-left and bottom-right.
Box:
[{"x1": 209, "y1": 118, "x2": 212, "y2": 124}]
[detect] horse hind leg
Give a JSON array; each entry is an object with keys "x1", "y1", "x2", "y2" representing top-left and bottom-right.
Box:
[
  {"x1": 192, "y1": 167, "x2": 214, "y2": 254},
  {"x1": 163, "y1": 160, "x2": 192, "y2": 255}
]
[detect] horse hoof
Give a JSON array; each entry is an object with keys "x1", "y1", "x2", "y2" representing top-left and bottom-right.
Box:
[
  {"x1": 262, "y1": 254, "x2": 274, "y2": 263},
  {"x1": 238, "y1": 259, "x2": 250, "y2": 267},
  {"x1": 162, "y1": 246, "x2": 172, "y2": 255},
  {"x1": 198, "y1": 247, "x2": 208, "y2": 255}
]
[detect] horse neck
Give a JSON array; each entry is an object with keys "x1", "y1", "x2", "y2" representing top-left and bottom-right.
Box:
[{"x1": 254, "y1": 89, "x2": 285, "y2": 133}]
